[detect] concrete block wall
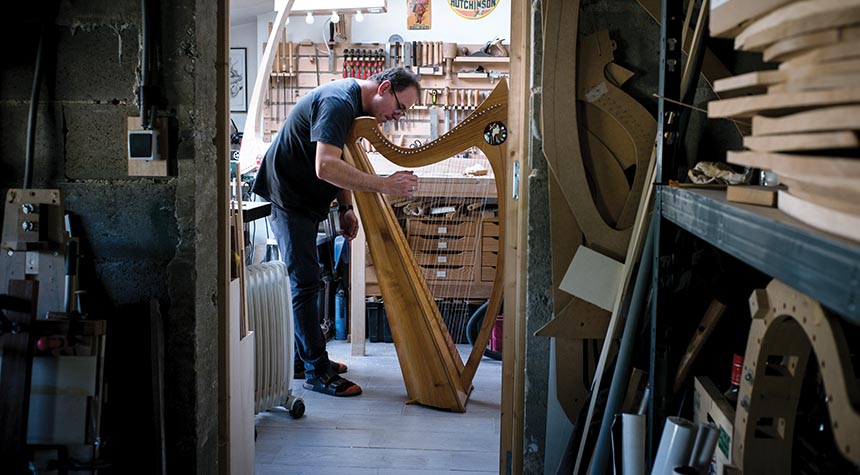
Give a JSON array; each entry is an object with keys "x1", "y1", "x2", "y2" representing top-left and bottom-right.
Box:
[{"x1": 1, "y1": 2, "x2": 220, "y2": 473}]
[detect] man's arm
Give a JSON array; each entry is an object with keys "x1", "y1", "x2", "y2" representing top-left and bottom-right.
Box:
[{"x1": 315, "y1": 142, "x2": 418, "y2": 196}]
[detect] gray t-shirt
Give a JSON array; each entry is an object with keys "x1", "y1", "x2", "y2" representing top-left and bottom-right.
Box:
[{"x1": 252, "y1": 79, "x2": 365, "y2": 220}]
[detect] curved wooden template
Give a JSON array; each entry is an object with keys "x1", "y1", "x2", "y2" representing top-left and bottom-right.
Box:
[
  {"x1": 581, "y1": 100, "x2": 637, "y2": 173},
  {"x1": 582, "y1": 128, "x2": 630, "y2": 227},
  {"x1": 342, "y1": 80, "x2": 509, "y2": 411},
  {"x1": 578, "y1": 31, "x2": 656, "y2": 232},
  {"x1": 735, "y1": 280, "x2": 860, "y2": 473},
  {"x1": 780, "y1": 39, "x2": 860, "y2": 68},
  {"x1": 778, "y1": 190, "x2": 860, "y2": 242},
  {"x1": 779, "y1": 176, "x2": 860, "y2": 215},
  {"x1": 547, "y1": 174, "x2": 609, "y2": 423},
  {"x1": 543, "y1": 5, "x2": 631, "y2": 262},
  {"x1": 736, "y1": 0, "x2": 860, "y2": 52},
  {"x1": 763, "y1": 28, "x2": 839, "y2": 62}
]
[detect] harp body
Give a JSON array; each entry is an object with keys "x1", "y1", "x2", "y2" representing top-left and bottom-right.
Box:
[{"x1": 342, "y1": 80, "x2": 509, "y2": 412}]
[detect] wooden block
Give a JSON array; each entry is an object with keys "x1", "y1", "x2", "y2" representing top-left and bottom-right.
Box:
[
  {"x1": 753, "y1": 105, "x2": 860, "y2": 135},
  {"x1": 707, "y1": 86, "x2": 860, "y2": 118},
  {"x1": 778, "y1": 189, "x2": 860, "y2": 241},
  {"x1": 743, "y1": 131, "x2": 860, "y2": 152},
  {"x1": 748, "y1": 288, "x2": 770, "y2": 320},
  {"x1": 709, "y1": 0, "x2": 794, "y2": 38},
  {"x1": 712, "y1": 70, "x2": 785, "y2": 97},
  {"x1": 735, "y1": 0, "x2": 860, "y2": 52},
  {"x1": 726, "y1": 185, "x2": 779, "y2": 207}
]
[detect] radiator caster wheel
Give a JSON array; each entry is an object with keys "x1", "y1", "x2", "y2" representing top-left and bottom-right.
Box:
[{"x1": 289, "y1": 398, "x2": 305, "y2": 419}]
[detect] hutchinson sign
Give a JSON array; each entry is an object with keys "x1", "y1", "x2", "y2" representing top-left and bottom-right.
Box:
[{"x1": 449, "y1": 0, "x2": 500, "y2": 19}]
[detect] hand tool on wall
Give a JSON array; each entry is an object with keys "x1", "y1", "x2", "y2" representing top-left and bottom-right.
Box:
[
  {"x1": 411, "y1": 41, "x2": 417, "y2": 69},
  {"x1": 328, "y1": 22, "x2": 336, "y2": 74},
  {"x1": 442, "y1": 86, "x2": 450, "y2": 134},
  {"x1": 288, "y1": 41, "x2": 294, "y2": 103},
  {"x1": 342, "y1": 48, "x2": 349, "y2": 78},
  {"x1": 429, "y1": 89, "x2": 439, "y2": 140},
  {"x1": 443, "y1": 43, "x2": 457, "y2": 80}
]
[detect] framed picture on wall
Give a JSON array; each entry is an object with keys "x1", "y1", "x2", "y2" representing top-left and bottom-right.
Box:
[{"x1": 229, "y1": 48, "x2": 247, "y2": 112}]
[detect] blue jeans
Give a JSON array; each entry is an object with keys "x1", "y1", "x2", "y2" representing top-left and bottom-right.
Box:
[{"x1": 268, "y1": 204, "x2": 332, "y2": 380}]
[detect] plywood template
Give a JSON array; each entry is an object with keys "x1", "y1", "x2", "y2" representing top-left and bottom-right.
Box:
[
  {"x1": 707, "y1": 86, "x2": 860, "y2": 118},
  {"x1": 763, "y1": 25, "x2": 860, "y2": 62},
  {"x1": 735, "y1": 0, "x2": 860, "y2": 52},
  {"x1": 779, "y1": 190, "x2": 860, "y2": 241},
  {"x1": 735, "y1": 280, "x2": 860, "y2": 474},
  {"x1": 710, "y1": 0, "x2": 794, "y2": 38},
  {"x1": 713, "y1": 70, "x2": 785, "y2": 96},
  {"x1": 752, "y1": 105, "x2": 860, "y2": 135},
  {"x1": 779, "y1": 176, "x2": 860, "y2": 215},
  {"x1": 780, "y1": 39, "x2": 860, "y2": 68},
  {"x1": 743, "y1": 131, "x2": 860, "y2": 152},
  {"x1": 727, "y1": 151, "x2": 860, "y2": 182},
  {"x1": 577, "y1": 31, "x2": 656, "y2": 232},
  {"x1": 770, "y1": 71, "x2": 860, "y2": 93}
]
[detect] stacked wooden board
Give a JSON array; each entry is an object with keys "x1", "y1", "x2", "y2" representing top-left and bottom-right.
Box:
[{"x1": 708, "y1": 0, "x2": 860, "y2": 242}]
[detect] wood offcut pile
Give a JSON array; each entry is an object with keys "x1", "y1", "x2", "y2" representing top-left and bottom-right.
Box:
[{"x1": 708, "y1": 0, "x2": 860, "y2": 242}]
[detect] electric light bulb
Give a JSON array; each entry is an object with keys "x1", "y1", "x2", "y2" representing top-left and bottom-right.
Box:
[
  {"x1": 331, "y1": 11, "x2": 340, "y2": 23},
  {"x1": 354, "y1": 10, "x2": 364, "y2": 22},
  {"x1": 305, "y1": 12, "x2": 314, "y2": 24}
]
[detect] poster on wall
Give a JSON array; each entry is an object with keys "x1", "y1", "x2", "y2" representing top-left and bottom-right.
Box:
[
  {"x1": 449, "y1": 0, "x2": 500, "y2": 19},
  {"x1": 229, "y1": 48, "x2": 247, "y2": 113},
  {"x1": 407, "y1": 0, "x2": 431, "y2": 30}
]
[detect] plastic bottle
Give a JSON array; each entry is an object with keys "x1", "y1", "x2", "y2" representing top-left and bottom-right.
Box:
[
  {"x1": 335, "y1": 289, "x2": 347, "y2": 340},
  {"x1": 724, "y1": 353, "x2": 744, "y2": 406}
]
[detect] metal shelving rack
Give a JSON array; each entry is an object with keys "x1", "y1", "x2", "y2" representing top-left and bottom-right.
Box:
[{"x1": 650, "y1": 0, "x2": 860, "y2": 469}]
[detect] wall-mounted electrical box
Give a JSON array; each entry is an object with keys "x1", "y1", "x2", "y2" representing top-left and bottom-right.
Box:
[
  {"x1": 1, "y1": 188, "x2": 65, "y2": 252},
  {"x1": 127, "y1": 116, "x2": 169, "y2": 177}
]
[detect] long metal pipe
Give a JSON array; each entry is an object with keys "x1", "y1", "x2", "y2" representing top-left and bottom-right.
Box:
[{"x1": 589, "y1": 215, "x2": 656, "y2": 475}]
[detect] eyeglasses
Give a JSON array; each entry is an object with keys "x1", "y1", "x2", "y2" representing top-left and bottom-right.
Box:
[{"x1": 391, "y1": 88, "x2": 409, "y2": 118}]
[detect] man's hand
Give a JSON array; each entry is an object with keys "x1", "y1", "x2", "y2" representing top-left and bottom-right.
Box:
[
  {"x1": 385, "y1": 170, "x2": 419, "y2": 196},
  {"x1": 339, "y1": 209, "x2": 359, "y2": 241}
]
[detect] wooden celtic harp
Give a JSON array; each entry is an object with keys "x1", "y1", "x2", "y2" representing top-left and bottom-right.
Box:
[{"x1": 342, "y1": 79, "x2": 509, "y2": 412}]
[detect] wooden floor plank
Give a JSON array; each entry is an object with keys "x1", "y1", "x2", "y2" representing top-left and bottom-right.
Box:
[{"x1": 254, "y1": 341, "x2": 501, "y2": 472}]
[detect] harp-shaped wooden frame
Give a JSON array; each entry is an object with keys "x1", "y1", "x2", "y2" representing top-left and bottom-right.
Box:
[{"x1": 342, "y1": 79, "x2": 509, "y2": 412}]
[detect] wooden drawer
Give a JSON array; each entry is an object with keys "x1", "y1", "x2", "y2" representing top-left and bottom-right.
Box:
[
  {"x1": 414, "y1": 251, "x2": 476, "y2": 267},
  {"x1": 406, "y1": 218, "x2": 479, "y2": 237},
  {"x1": 481, "y1": 266, "x2": 496, "y2": 282},
  {"x1": 482, "y1": 251, "x2": 498, "y2": 267},
  {"x1": 482, "y1": 236, "x2": 499, "y2": 252},
  {"x1": 482, "y1": 220, "x2": 500, "y2": 237},
  {"x1": 420, "y1": 265, "x2": 475, "y2": 282},
  {"x1": 408, "y1": 235, "x2": 479, "y2": 252}
]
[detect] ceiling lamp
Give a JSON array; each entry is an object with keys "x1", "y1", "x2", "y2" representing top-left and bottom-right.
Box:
[
  {"x1": 354, "y1": 10, "x2": 364, "y2": 22},
  {"x1": 330, "y1": 11, "x2": 340, "y2": 23},
  {"x1": 305, "y1": 12, "x2": 315, "y2": 24}
]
